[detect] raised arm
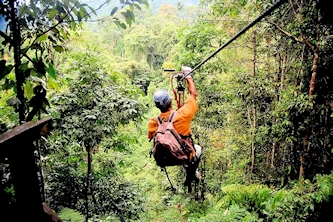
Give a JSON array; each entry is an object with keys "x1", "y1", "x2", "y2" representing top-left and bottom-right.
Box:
[
  {"x1": 181, "y1": 66, "x2": 197, "y2": 100},
  {"x1": 186, "y1": 76, "x2": 197, "y2": 100}
]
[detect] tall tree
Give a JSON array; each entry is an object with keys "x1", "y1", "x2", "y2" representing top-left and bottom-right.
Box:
[{"x1": 51, "y1": 57, "x2": 144, "y2": 220}]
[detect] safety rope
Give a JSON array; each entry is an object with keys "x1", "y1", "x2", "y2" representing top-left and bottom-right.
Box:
[
  {"x1": 181, "y1": 0, "x2": 287, "y2": 80},
  {"x1": 162, "y1": 167, "x2": 176, "y2": 192}
]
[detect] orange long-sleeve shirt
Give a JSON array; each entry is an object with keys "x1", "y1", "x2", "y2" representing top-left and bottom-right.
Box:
[{"x1": 148, "y1": 96, "x2": 198, "y2": 139}]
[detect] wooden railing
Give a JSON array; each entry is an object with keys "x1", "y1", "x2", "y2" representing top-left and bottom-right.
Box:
[{"x1": 0, "y1": 118, "x2": 61, "y2": 221}]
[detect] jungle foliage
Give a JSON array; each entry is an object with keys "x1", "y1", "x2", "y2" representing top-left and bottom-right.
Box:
[{"x1": 1, "y1": 0, "x2": 333, "y2": 221}]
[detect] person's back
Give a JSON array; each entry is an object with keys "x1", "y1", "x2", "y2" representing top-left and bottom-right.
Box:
[
  {"x1": 147, "y1": 93, "x2": 197, "y2": 139},
  {"x1": 148, "y1": 67, "x2": 202, "y2": 187}
]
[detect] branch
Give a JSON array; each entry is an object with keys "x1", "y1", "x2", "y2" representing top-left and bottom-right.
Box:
[
  {"x1": 269, "y1": 21, "x2": 304, "y2": 44},
  {"x1": 0, "y1": 31, "x2": 13, "y2": 44},
  {"x1": 288, "y1": 0, "x2": 315, "y2": 52},
  {"x1": 61, "y1": 2, "x2": 130, "y2": 24},
  {"x1": 82, "y1": 16, "x2": 112, "y2": 23},
  {"x1": 289, "y1": 0, "x2": 301, "y2": 23},
  {"x1": 80, "y1": 1, "x2": 109, "y2": 21},
  {"x1": 21, "y1": 0, "x2": 80, "y2": 59},
  {"x1": 201, "y1": 19, "x2": 251, "y2": 23},
  {"x1": 21, "y1": 0, "x2": 122, "y2": 57},
  {"x1": 1, "y1": 31, "x2": 35, "y2": 65},
  {"x1": 23, "y1": 53, "x2": 34, "y2": 64},
  {"x1": 60, "y1": 15, "x2": 113, "y2": 24}
]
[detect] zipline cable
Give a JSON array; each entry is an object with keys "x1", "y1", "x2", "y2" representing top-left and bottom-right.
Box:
[{"x1": 181, "y1": 0, "x2": 287, "y2": 80}]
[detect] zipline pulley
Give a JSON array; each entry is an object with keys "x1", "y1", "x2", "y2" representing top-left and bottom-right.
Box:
[
  {"x1": 175, "y1": 72, "x2": 186, "y2": 108},
  {"x1": 164, "y1": 69, "x2": 187, "y2": 109}
]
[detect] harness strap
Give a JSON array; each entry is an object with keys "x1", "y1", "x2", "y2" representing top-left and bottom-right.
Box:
[
  {"x1": 157, "y1": 116, "x2": 163, "y2": 125},
  {"x1": 168, "y1": 110, "x2": 177, "y2": 123}
]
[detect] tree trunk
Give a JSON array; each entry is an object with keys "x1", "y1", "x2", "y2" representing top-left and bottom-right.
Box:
[
  {"x1": 10, "y1": 0, "x2": 25, "y2": 123},
  {"x1": 309, "y1": 51, "x2": 319, "y2": 102},
  {"x1": 265, "y1": 150, "x2": 270, "y2": 168},
  {"x1": 271, "y1": 55, "x2": 286, "y2": 168},
  {"x1": 299, "y1": 50, "x2": 319, "y2": 180},
  {"x1": 266, "y1": 36, "x2": 273, "y2": 169},
  {"x1": 85, "y1": 146, "x2": 92, "y2": 222},
  {"x1": 309, "y1": 7, "x2": 322, "y2": 101},
  {"x1": 271, "y1": 142, "x2": 276, "y2": 168},
  {"x1": 299, "y1": 134, "x2": 308, "y2": 179},
  {"x1": 250, "y1": 31, "x2": 257, "y2": 174},
  {"x1": 300, "y1": 8, "x2": 321, "y2": 180},
  {"x1": 279, "y1": 55, "x2": 287, "y2": 101}
]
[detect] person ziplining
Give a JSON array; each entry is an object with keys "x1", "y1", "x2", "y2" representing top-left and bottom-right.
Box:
[
  {"x1": 148, "y1": 66, "x2": 202, "y2": 191},
  {"x1": 147, "y1": 0, "x2": 287, "y2": 194}
]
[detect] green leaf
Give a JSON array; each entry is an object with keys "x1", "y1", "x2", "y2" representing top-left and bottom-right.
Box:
[
  {"x1": 37, "y1": 34, "x2": 48, "y2": 42},
  {"x1": 110, "y1": 7, "x2": 118, "y2": 16},
  {"x1": 125, "y1": 17, "x2": 132, "y2": 26},
  {"x1": 80, "y1": 7, "x2": 88, "y2": 21},
  {"x1": 0, "y1": 61, "x2": 13, "y2": 80},
  {"x1": 24, "y1": 81, "x2": 34, "y2": 100},
  {"x1": 30, "y1": 69, "x2": 36, "y2": 76},
  {"x1": 28, "y1": 76, "x2": 46, "y2": 87},
  {"x1": 2, "y1": 79, "x2": 15, "y2": 91},
  {"x1": 133, "y1": 4, "x2": 141, "y2": 10},
  {"x1": 47, "y1": 8, "x2": 58, "y2": 20},
  {"x1": 87, "y1": 6, "x2": 97, "y2": 16},
  {"x1": 48, "y1": 77, "x2": 60, "y2": 91},
  {"x1": 49, "y1": 64, "x2": 56, "y2": 79},
  {"x1": 60, "y1": 29, "x2": 68, "y2": 39},
  {"x1": 121, "y1": 11, "x2": 127, "y2": 18},
  {"x1": 127, "y1": 10, "x2": 135, "y2": 22},
  {"x1": 119, "y1": 23, "x2": 127, "y2": 29},
  {"x1": 55, "y1": 46, "x2": 65, "y2": 52}
]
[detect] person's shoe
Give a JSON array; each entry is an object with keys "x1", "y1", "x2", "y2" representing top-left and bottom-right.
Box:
[{"x1": 195, "y1": 171, "x2": 201, "y2": 182}]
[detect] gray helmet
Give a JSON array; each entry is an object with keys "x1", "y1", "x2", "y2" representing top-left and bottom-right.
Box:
[{"x1": 153, "y1": 89, "x2": 171, "y2": 109}]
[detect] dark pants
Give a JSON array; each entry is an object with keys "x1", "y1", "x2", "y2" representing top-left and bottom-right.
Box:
[{"x1": 184, "y1": 144, "x2": 202, "y2": 187}]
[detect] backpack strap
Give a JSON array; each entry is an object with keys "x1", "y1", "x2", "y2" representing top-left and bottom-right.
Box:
[
  {"x1": 168, "y1": 110, "x2": 177, "y2": 123},
  {"x1": 156, "y1": 116, "x2": 163, "y2": 125},
  {"x1": 156, "y1": 111, "x2": 176, "y2": 125}
]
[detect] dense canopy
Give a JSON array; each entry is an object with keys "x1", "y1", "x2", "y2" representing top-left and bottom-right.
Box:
[{"x1": 1, "y1": 0, "x2": 333, "y2": 221}]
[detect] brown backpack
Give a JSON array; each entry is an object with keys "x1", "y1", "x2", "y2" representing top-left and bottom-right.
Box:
[{"x1": 152, "y1": 110, "x2": 194, "y2": 167}]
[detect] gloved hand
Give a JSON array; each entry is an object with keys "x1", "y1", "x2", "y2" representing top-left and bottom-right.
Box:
[{"x1": 181, "y1": 66, "x2": 192, "y2": 79}]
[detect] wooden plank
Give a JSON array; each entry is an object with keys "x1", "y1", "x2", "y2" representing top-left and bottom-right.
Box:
[
  {"x1": 0, "y1": 118, "x2": 52, "y2": 156},
  {"x1": 0, "y1": 117, "x2": 56, "y2": 220},
  {"x1": 8, "y1": 142, "x2": 45, "y2": 220}
]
